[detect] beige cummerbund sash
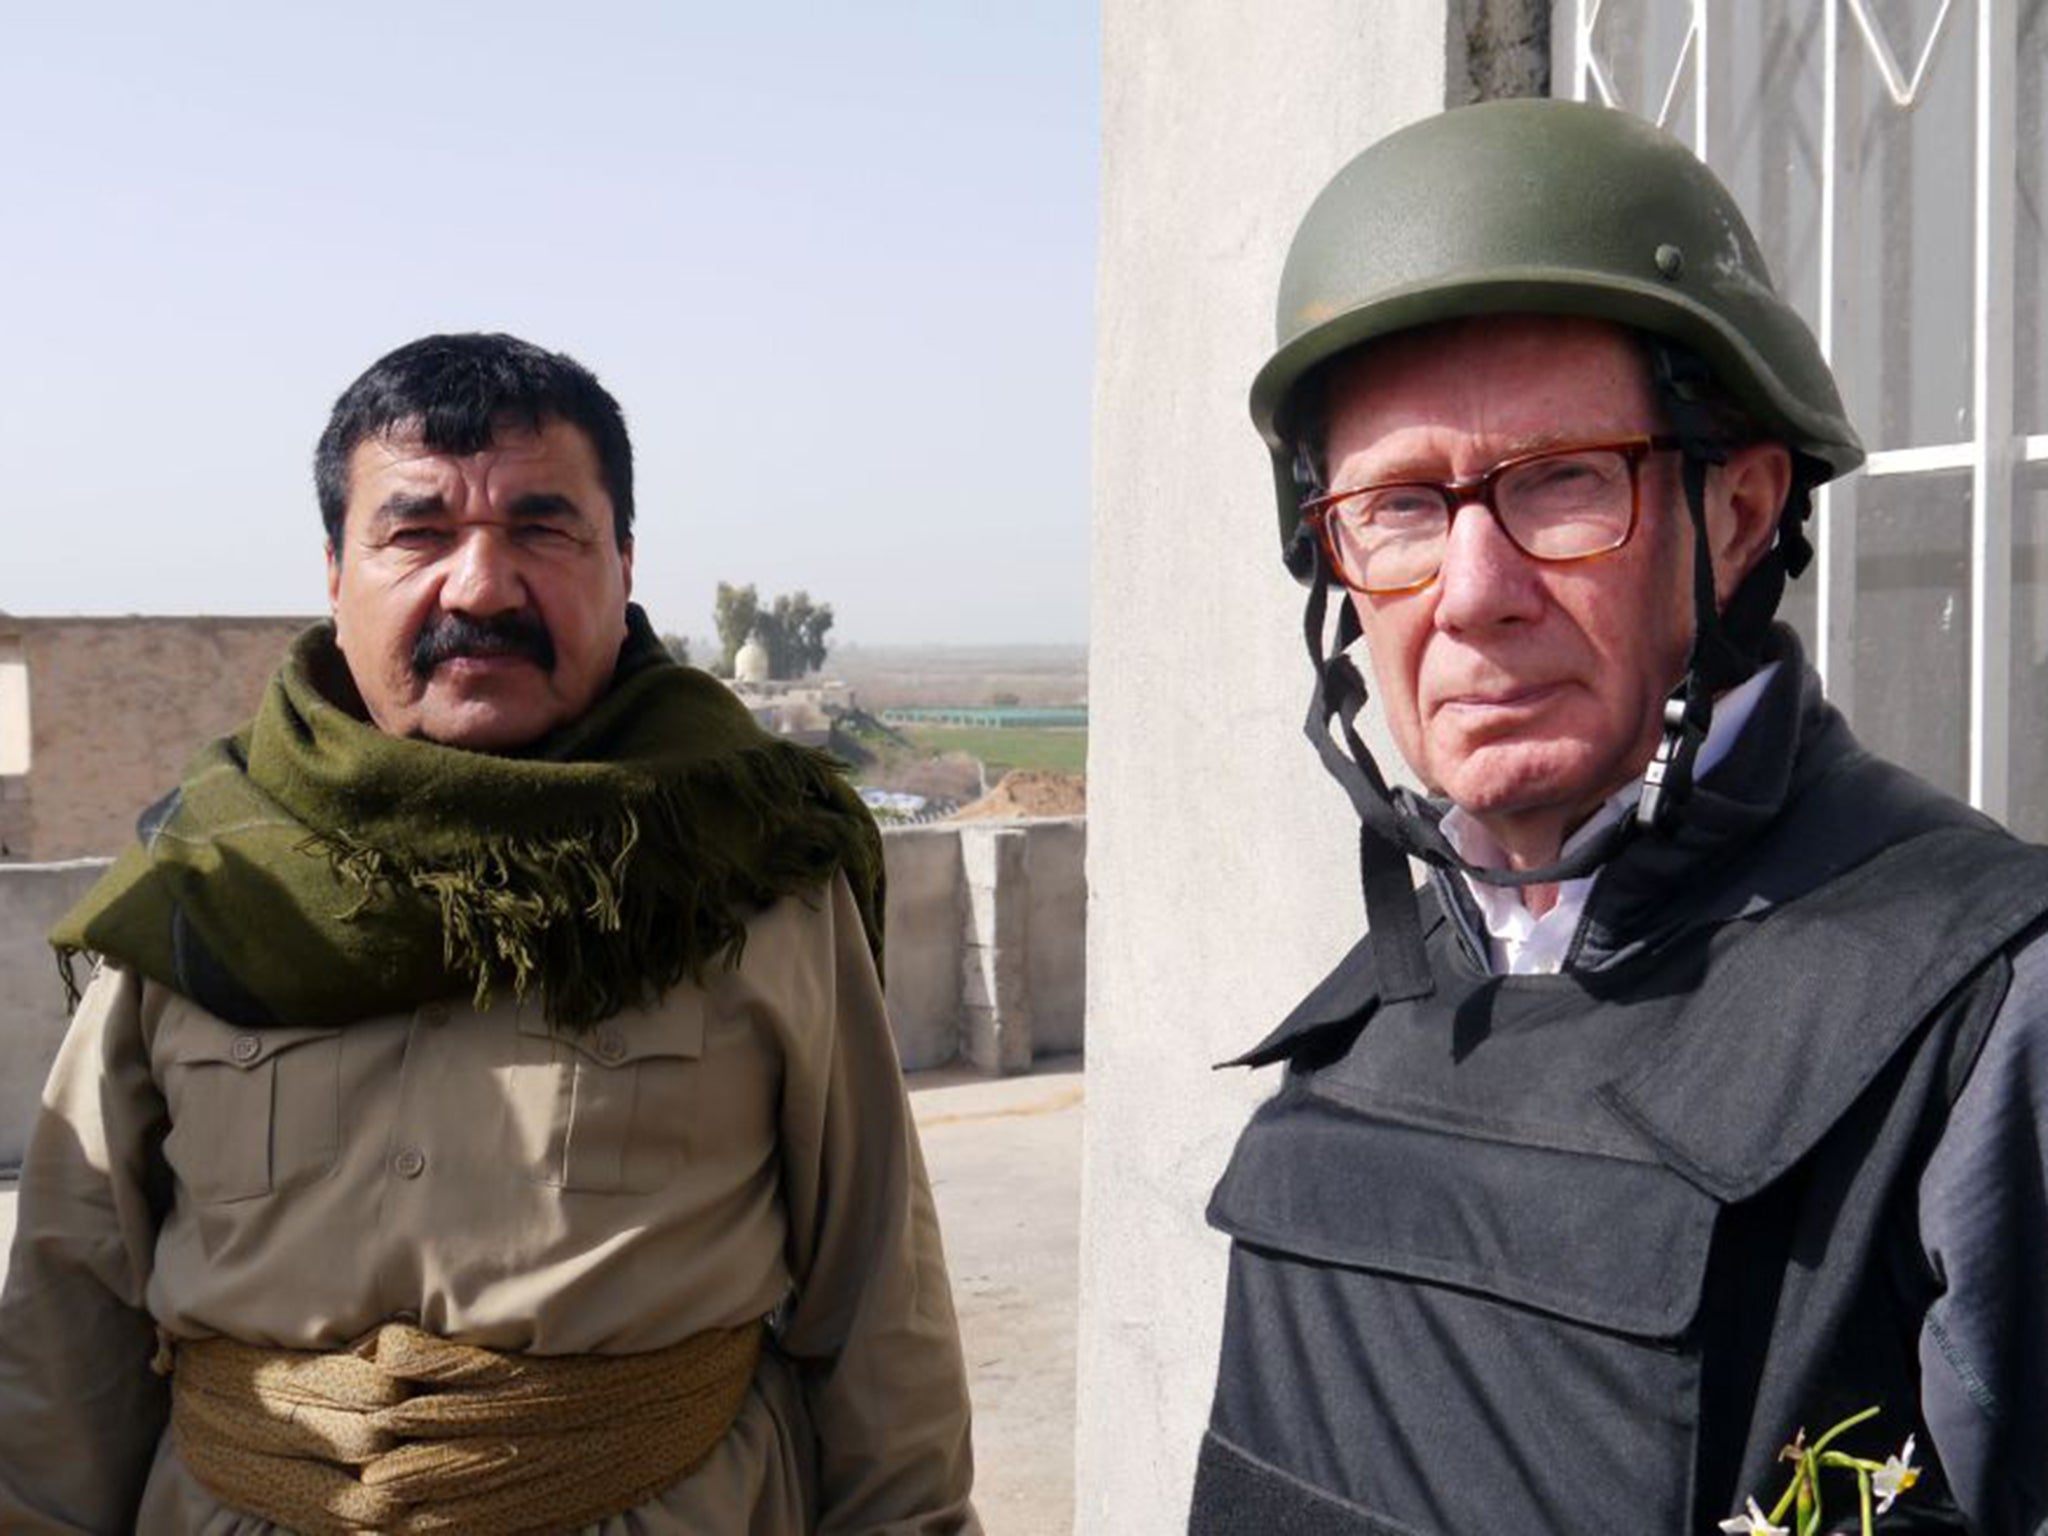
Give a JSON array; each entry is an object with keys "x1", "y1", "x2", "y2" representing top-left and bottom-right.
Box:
[{"x1": 168, "y1": 1319, "x2": 765, "y2": 1536}]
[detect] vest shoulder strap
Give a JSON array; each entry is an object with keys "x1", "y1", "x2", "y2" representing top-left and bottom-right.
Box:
[{"x1": 1218, "y1": 895, "x2": 1446, "y2": 1070}]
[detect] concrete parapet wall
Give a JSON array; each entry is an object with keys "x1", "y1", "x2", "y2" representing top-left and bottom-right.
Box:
[
  {"x1": 881, "y1": 817, "x2": 1087, "y2": 1073},
  {"x1": 0, "y1": 860, "x2": 109, "y2": 1173}
]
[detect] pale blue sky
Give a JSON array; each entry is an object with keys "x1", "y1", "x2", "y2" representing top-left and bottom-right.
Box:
[{"x1": 1, "y1": 3, "x2": 1098, "y2": 643}]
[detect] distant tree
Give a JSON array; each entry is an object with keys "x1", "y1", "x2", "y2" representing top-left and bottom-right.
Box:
[
  {"x1": 714, "y1": 582, "x2": 760, "y2": 674},
  {"x1": 660, "y1": 632, "x2": 692, "y2": 666},
  {"x1": 768, "y1": 590, "x2": 834, "y2": 678},
  {"x1": 989, "y1": 690, "x2": 1022, "y2": 707},
  {"x1": 714, "y1": 583, "x2": 834, "y2": 680},
  {"x1": 798, "y1": 600, "x2": 834, "y2": 675}
]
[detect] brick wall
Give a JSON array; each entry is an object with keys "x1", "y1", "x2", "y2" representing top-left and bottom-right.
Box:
[{"x1": 4, "y1": 617, "x2": 314, "y2": 860}]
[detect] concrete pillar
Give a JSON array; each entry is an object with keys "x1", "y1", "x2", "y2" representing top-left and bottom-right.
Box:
[
  {"x1": 1079, "y1": 4, "x2": 1455, "y2": 1530},
  {"x1": 1449, "y1": 0, "x2": 1552, "y2": 104},
  {"x1": 959, "y1": 825, "x2": 1034, "y2": 1074}
]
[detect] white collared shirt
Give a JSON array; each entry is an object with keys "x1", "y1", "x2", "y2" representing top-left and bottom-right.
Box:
[{"x1": 1440, "y1": 664, "x2": 1780, "y2": 976}]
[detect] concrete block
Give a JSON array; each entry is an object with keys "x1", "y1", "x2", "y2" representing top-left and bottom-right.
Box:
[
  {"x1": 1024, "y1": 819, "x2": 1087, "y2": 1055},
  {"x1": 960, "y1": 827, "x2": 1033, "y2": 1073},
  {"x1": 881, "y1": 825, "x2": 968, "y2": 1071}
]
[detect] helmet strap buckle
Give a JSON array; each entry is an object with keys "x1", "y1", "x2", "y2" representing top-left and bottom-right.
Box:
[{"x1": 1638, "y1": 686, "x2": 1712, "y2": 833}]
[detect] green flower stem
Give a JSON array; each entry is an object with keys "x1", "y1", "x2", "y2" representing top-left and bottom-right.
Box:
[
  {"x1": 1858, "y1": 1469, "x2": 1874, "y2": 1536},
  {"x1": 1809, "y1": 1407, "x2": 1882, "y2": 1460},
  {"x1": 1766, "y1": 1407, "x2": 1889, "y2": 1532},
  {"x1": 1771, "y1": 1461, "x2": 1805, "y2": 1527}
]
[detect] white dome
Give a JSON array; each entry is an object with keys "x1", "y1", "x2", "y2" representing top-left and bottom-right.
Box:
[{"x1": 735, "y1": 635, "x2": 771, "y2": 685}]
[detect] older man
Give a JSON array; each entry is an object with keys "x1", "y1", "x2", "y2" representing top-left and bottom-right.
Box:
[
  {"x1": 1196, "y1": 103, "x2": 2048, "y2": 1535},
  {"x1": 0, "y1": 333, "x2": 977, "y2": 1534}
]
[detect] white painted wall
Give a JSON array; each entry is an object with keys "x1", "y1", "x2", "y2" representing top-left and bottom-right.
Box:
[{"x1": 1079, "y1": 4, "x2": 1451, "y2": 1529}]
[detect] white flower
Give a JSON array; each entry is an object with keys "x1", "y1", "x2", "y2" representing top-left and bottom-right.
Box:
[
  {"x1": 1873, "y1": 1435, "x2": 1921, "y2": 1513},
  {"x1": 1719, "y1": 1496, "x2": 1790, "y2": 1535}
]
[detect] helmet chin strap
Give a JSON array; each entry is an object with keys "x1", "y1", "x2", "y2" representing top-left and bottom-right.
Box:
[
  {"x1": 1636, "y1": 448, "x2": 1723, "y2": 834},
  {"x1": 1637, "y1": 343, "x2": 1772, "y2": 832}
]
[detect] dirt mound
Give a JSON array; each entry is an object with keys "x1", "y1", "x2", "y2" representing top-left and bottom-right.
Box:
[{"x1": 950, "y1": 770, "x2": 1086, "y2": 822}]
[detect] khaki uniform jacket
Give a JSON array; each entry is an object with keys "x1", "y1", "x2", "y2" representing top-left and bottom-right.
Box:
[{"x1": 0, "y1": 874, "x2": 978, "y2": 1534}]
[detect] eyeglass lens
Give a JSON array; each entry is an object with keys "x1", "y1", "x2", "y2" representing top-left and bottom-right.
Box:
[{"x1": 1325, "y1": 446, "x2": 1638, "y2": 593}]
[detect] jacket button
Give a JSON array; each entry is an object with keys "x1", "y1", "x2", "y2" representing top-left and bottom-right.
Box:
[
  {"x1": 393, "y1": 1147, "x2": 427, "y2": 1179},
  {"x1": 594, "y1": 1030, "x2": 627, "y2": 1064},
  {"x1": 230, "y1": 1035, "x2": 261, "y2": 1064}
]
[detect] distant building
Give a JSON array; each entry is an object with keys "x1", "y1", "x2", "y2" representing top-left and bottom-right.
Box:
[
  {"x1": 726, "y1": 673, "x2": 853, "y2": 749},
  {"x1": 0, "y1": 614, "x2": 313, "y2": 860},
  {"x1": 734, "y1": 634, "x2": 771, "y2": 686}
]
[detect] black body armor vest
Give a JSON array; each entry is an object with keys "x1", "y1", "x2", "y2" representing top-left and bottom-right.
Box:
[{"x1": 1196, "y1": 653, "x2": 2048, "y2": 1535}]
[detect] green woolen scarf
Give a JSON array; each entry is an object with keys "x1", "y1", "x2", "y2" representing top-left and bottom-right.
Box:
[{"x1": 51, "y1": 606, "x2": 883, "y2": 1030}]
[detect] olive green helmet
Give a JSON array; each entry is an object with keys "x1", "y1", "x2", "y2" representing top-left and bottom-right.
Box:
[{"x1": 1252, "y1": 98, "x2": 1862, "y2": 576}]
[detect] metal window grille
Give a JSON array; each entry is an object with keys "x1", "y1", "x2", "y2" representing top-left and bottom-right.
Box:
[{"x1": 1558, "y1": 0, "x2": 2047, "y2": 836}]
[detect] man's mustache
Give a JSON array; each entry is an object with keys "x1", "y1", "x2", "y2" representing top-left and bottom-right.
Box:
[{"x1": 411, "y1": 612, "x2": 557, "y2": 677}]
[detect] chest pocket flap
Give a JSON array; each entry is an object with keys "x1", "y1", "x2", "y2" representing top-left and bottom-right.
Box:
[
  {"x1": 156, "y1": 1007, "x2": 343, "y2": 1204},
  {"x1": 514, "y1": 1001, "x2": 706, "y2": 1067},
  {"x1": 168, "y1": 1020, "x2": 344, "y2": 1070},
  {"x1": 1209, "y1": 1077, "x2": 1719, "y2": 1340}
]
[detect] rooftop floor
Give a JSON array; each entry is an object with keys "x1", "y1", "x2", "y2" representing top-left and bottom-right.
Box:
[{"x1": 913, "y1": 1056, "x2": 1082, "y2": 1536}]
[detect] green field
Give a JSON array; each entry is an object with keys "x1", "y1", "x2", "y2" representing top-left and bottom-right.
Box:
[{"x1": 900, "y1": 725, "x2": 1088, "y2": 777}]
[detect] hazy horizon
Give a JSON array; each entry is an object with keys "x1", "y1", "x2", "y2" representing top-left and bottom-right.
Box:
[{"x1": 1, "y1": 4, "x2": 1099, "y2": 646}]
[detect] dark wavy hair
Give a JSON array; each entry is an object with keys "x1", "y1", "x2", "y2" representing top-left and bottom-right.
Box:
[{"x1": 315, "y1": 332, "x2": 634, "y2": 552}]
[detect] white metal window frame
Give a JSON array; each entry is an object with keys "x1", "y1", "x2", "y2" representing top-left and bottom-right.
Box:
[{"x1": 1560, "y1": 0, "x2": 2044, "y2": 822}]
